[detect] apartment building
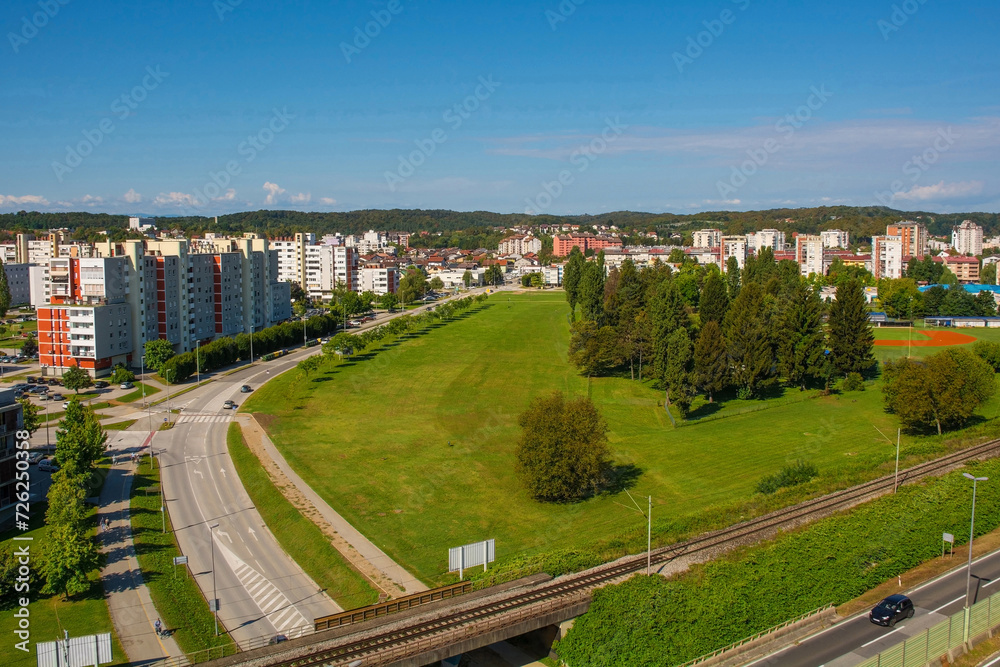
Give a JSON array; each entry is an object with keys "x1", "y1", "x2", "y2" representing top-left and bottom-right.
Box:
[
  {"x1": 795, "y1": 235, "x2": 825, "y2": 277},
  {"x1": 952, "y1": 220, "x2": 983, "y2": 256},
  {"x1": 302, "y1": 245, "x2": 359, "y2": 300},
  {"x1": 820, "y1": 229, "x2": 850, "y2": 249},
  {"x1": 359, "y1": 265, "x2": 399, "y2": 295},
  {"x1": 887, "y1": 221, "x2": 928, "y2": 258},
  {"x1": 750, "y1": 229, "x2": 786, "y2": 252},
  {"x1": 721, "y1": 236, "x2": 748, "y2": 272},
  {"x1": 498, "y1": 234, "x2": 543, "y2": 256},
  {"x1": 552, "y1": 233, "x2": 619, "y2": 257},
  {"x1": 0, "y1": 389, "x2": 24, "y2": 528},
  {"x1": 692, "y1": 229, "x2": 722, "y2": 249},
  {"x1": 935, "y1": 255, "x2": 980, "y2": 283},
  {"x1": 38, "y1": 257, "x2": 133, "y2": 376},
  {"x1": 872, "y1": 235, "x2": 904, "y2": 280}
]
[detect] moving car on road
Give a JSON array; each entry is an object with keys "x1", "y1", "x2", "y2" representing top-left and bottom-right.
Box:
[
  {"x1": 223, "y1": 400, "x2": 237, "y2": 409},
  {"x1": 38, "y1": 458, "x2": 59, "y2": 472},
  {"x1": 870, "y1": 594, "x2": 914, "y2": 627},
  {"x1": 240, "y1": 385, "x2": 252, "y2": 393}
]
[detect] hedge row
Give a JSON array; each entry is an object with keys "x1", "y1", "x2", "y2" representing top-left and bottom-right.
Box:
[{"x1": 555, "y1": 457, "x2": 1000, "y2": 666}]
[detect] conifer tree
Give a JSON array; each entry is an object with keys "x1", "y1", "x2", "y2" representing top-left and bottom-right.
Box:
[
  {"x1": 828, "y1": 278, "x2": 875, "y2": 377},
  {"x1": 723, "y1": 282, "x2": 774, "y2": 398},
  {"x1": 777, "y1": 282, "x2": 827, "y2": 390},
  {"x1": 699, "y1": 270, "x2": 729, "y2": 325},
  {"x1": 694, "y1": 320, "x2": 728, "y2": 402}
]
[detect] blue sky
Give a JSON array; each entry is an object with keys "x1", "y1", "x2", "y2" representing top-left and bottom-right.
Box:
[{"x1": 1, "y1": 0, "x2": 998, "y2": 217}]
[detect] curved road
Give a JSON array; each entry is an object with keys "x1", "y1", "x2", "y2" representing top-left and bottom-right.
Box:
[{"x1": 153, "y1": 288, "x2": 505, "y2": 646}]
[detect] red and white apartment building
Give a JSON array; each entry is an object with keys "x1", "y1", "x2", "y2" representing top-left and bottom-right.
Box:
[{"x1": 38, "y1": 237, "x2": 291, "y2": 377}]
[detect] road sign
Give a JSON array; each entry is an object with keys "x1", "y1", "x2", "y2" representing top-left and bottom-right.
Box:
[
  {"x1": 943, "y1": 532, "x2": 955, "y2": 558},
  {"x1": 173, "y1": 556, "x2": 188, "y2": 566},
  {"x1": 209, "y1": 599, "x2": 220, "y2": 612},
  {"x1": 37, "y1": 632, "x2": 112, "y2": 667},
  {"x1": 448, "y1": 539, "x2": 495, "y2": 579}
]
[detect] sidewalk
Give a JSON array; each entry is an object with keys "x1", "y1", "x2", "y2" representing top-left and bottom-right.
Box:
[
  {"x1": 236, "y1": 414, "x2": 428, "y2": 596},
  {"x1": 98, "y1": 429, "x2": 185, "y2": 664}
]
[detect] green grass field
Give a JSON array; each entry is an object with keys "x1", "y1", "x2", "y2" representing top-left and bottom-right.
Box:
[{"x1": 243, "y1": 293, "x2": 1000, "y2": 585}]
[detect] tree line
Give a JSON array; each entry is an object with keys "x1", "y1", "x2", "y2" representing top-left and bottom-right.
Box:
[{"x1": 562, "y1": 246, "x2": 875, "y2": 417}]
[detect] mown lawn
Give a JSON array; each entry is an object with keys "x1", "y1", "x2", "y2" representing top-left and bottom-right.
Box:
[{"x1": 243, "y1": 293, "x2": 1000, "y2": 585}]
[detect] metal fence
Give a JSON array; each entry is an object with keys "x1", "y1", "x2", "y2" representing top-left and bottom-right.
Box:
[{"x1": 845, "y1": 591, "x2": 1000, "y2": 667}]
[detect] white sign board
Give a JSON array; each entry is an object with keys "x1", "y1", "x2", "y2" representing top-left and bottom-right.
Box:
[
  {"x1": 943, "y1": 532, "x2": 955, "y2": 544},
  {"x1": 173, "y1": 555, "x2": 188, "y2": 566},
  {"x1": 448, "y1": 539, "x2": 495, "y2": 578},
  {"x1": 37, "y1": 633, "x2": 112, "y2": 667}
]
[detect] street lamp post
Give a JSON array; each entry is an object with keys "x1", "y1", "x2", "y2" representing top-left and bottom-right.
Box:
[
  {"x1": 963, "y1": 472, "x2": 988, "y2": 644},
  {"x1": 210, "y1": 522, "x2": 220, "y2": 637}
]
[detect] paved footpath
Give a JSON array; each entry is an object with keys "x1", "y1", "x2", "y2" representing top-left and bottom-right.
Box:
[{"x1": 98, "y1": 428, "x2": 186, "y2": 664}]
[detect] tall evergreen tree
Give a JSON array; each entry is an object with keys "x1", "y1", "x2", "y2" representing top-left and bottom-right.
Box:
[
  {"x1": 777, "y1": 282, "x2": 827, "y2": 390},
  {"x1": 578, "y1": 261, "x2": 606, "y2": 324},
  {"x1": 828, "y1": 278, "x2": 875, "y2": 377},
  {"x1": 650, "y1": 279, "x2": 688, "y2": 384},
  {"x1": 563, "y1": 247, "x2": 586, "y2": 317},
  {"x1": 699, "y1": 270, "x2": 729, "y2": 325},
  {"x1": 694, "y1": 320, "x2": 728, "y2": 402},
  {"x1": 723, "y1": 282, "x2": 775, "y2": 398},
  {"x1": 725, "y1": 257, "x2": 741, "y2": 300},
  {"x1": 664, "y1": 328, "x2": 695, "y2": 416}
]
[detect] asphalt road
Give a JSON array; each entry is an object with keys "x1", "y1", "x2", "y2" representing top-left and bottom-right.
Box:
[
  {"x1": 750, "y1": 547, "x2": 1000, "y2": 667},
  {"x1": 154, "y1": 287, "x2": 505, "y2": 646}
]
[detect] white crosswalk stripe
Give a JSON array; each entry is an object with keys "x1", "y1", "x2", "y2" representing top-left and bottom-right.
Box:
[
  {"x1": 176, "y1": 414, "x2": 234, "y2": 424},
  {"x1": 215, "y1": 539, "x2": 310, "y2": 635}
]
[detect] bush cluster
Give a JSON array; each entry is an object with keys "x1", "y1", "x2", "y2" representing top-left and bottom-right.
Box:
[{"x1": 755, "y1": 460, "x2": 819, "y2": 495}]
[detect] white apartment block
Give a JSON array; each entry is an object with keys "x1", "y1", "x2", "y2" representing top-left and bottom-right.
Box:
[
  {"x1": 498, "y1": 234, "x2": 543, "y2": 256},
  {"x1": 796, "y1": 235, "x2": 825, "y2": 277},
  {"x1": 750, "y1": 229, "x2": 786, "y2": 252},
  {"x1": 820, "y1": 229, "x2": 850, "y2": 249},
  {"x1": 693, "y1": 229, "x2": 722, "y2": 249},
  {"x1": 721, "y1": 236, "x2": 748, "y2": 272},
  {"x1": 872, "y1": 235, "x2": 904, "y2": 280},
  {"x1": 952, "y1": 220, "x2": 983, "y2": 256},
  {"x1": 301, "y1": 245, "x2": 359, "y2": 300},
  {"x1": 359, "y1": 266, "x2": 400, "y2": 295}
]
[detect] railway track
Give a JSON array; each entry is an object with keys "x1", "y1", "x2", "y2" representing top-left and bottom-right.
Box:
[{"x1": 255, "y1": 437, "x2": 1000, "y2": 667}]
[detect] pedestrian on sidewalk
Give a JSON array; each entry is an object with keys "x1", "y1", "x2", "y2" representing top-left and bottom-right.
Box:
[
  {"x1": 154, "y1": 618, "x2": 162, "y2": 637},
  {"x1": 112, "y1": 454, "x2": 117, "y2": 466}
]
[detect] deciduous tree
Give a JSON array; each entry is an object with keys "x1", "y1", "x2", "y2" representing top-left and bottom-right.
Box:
[
  {"x1": 515, "y1": 392, "x2": 612, "y2": 502},
  {"x1": 144, "y1": 339, "x2": 175, "y2": 372},
  {"x1": 54, "y1": 401, "x2": 106, "y2": 478},
  {"x1": 569, "y1": 320, "x2": 619, "y2": 378},
  {"x1": 563, "y1": 247, "x2": 586, "y2": 317},
  {"x1": 61, "y1": 366, "x2": 93, "y2": 394}
]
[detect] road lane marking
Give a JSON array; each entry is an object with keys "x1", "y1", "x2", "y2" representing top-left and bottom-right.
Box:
[
  {"x1": 215, "y1": 539, "x2": 310, "y2": 633},
  {"x1": 862, "y1": 628, "x2": 901, "y2": 647},
  {"x1": 932, "y1": 595, "x2": 966, "y2": 614}
]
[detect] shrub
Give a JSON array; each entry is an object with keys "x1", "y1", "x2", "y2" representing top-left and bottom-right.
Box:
[
  {"x1": 842, "y1": 372, "x2": 865, "y2": 392},
  {"x1": 756, "y1": 460, "x2": 819, "y2": 495}
]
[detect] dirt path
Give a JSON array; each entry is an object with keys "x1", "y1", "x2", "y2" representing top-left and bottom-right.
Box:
[{"x1": 874, "y1": 329, "x2": 978, "y2": 347}]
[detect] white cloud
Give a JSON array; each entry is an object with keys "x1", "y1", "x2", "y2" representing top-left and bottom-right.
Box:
[
  {"x1": 893, "y1": 180, "x2": 985, "y2": 201},
  {"x1": 290, "y1": 192, "x2": 311, "y2": 204},
  {"x1": 122, "y1": 188, "x2": 142, "y2": 203},
  {"x1": 0, "y1": 194, "x2": 49, "y2": 207},
  {"x1": 262, "y1": 181, "x2": 286, "y2": 205},
  {"x1": 80, "y1": 194, "x2": 104, "y2": 204},
  {"x1": 154, "y1": 191, "x2": 201, "y2": 207},
  {"x1": 213, "y1": 189, "x2": 236, "y2": 202},
  {"x1": 703, "y1": 198, "x2": 741, "y2": 206},
  {"x1": 319, "y1": 197, "x2": 337, "y2": 205}
]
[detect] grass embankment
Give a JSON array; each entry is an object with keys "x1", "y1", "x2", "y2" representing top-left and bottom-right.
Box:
[
  {"x1": 555, "y1": 456, "x2": 1000, "y2": 666},
  {"x1": 244, "y1": 293, "x2": 1000, "y2": 586},
  {"x1": 130, "y1": 457, "x2": 234, "y2": 656},
  {"x1": 115, "y1": 383, "x2": 160, "y2": 404},
  {"x1": 226, "y1": 423, "x2": 379, "y2": 609},
  {"x1": 0, "y1": 494, "x2": 126, "y2": 666},
  {"x1": 103, "y1": 419, "x2": 138, "y2": 431}
]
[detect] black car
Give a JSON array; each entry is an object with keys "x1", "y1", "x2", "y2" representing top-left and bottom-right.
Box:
[
  {"x1": 240, "y1": 385, "x2": 252, "y2": 393},
  {"x1": 870, "y1": 594, "x2": 914, "y2": 626},
  {"x1": 95, "y1": 381, "x2": 109, "y2": 389}
]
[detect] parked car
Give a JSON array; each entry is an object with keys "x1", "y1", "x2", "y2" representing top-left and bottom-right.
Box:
[
  {"x1": 38, "y1": 458, "x2": 59, "y2": 472},
  {"x1": 348, "y1": 320, "x2": 362, "y2": 327},
  {"x1": 27, "y1": 452, "x2": 44, "y2": 465},
  {"x1": 240, "y1": 385, "x2": 252, "y2": 393},
  {"x1": 94, "y1": 381, "x2": 109, "y2": 389},
  {"x1": 870, "y1": 594, "x2": 914, "y2": 627},
  {"x1": 223, "y1": 400, "x2": 237, "y2": 409},
  {"x1": 30, "y1": 386, "x2": 48, "y2": 394},
  {"x1": 120, "y1": 381, "x2": 134, "y2": 390},
  {"x1": 26, "y1": 376, "x2": 38, "y2": 384},
  {"x1": 47, "y1": 378, "x2": 61, "y2": 386},
  {"x1": 51, "y1": 393, "x2": 64, "y2": 401}
]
